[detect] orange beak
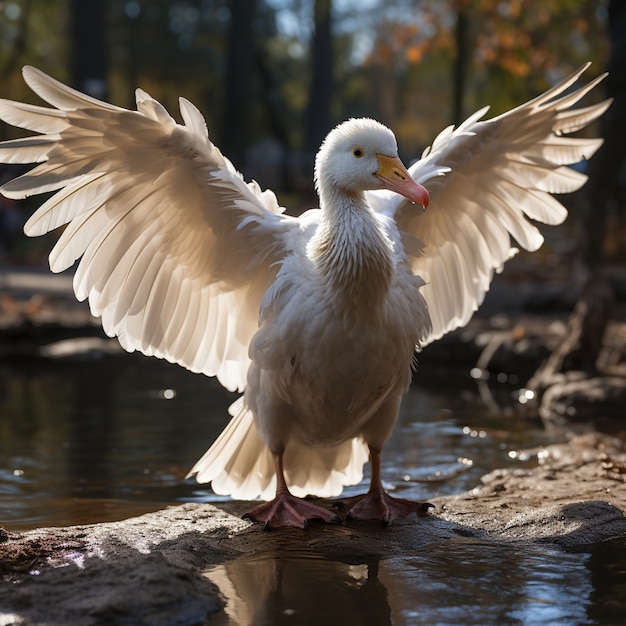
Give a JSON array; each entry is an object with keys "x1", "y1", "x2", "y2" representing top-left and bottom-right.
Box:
[{"x1": 375, "y1": 154, "x2": 429, "y2": 209}]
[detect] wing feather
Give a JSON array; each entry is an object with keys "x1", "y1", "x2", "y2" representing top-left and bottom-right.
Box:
[
  {"x1": 553, "y1": 101, "x2": 612, "y2": 134},
  {"x1": 0, "y1": 66, "x2": 298, "y2": 391},
  {"x1": 368, "y1": 64, "x2": 609, "y2": 344},
  {"x1": 0, "y1": 135, "x2": 61, "y2": 163},
  {"x1": 25, "y1": 173, "x2": 106, "y2": 236},
  {"x1": 23, "y1": 66, "x2": 123, "y2": 111},
  {"x1": 178, "y1": 97, "x2": 209, "y2": 136},
  {"x1": 534, "y1": 136, "x2": 604, "y2": 164},
  {"x1": 0, "y1": 99, "x2": 69, "y2": 134}
]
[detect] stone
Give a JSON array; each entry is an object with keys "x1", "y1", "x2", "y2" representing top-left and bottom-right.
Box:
[{"x1": 1, "y1": 433, "x2": 624, "y2": 626}]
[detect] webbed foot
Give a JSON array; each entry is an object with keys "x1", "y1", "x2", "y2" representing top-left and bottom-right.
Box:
[
  {"x1": 337, "y1": 491, "x2": 433, "y2": 526},
  {"x1": 242, "y1": 493, "x2": 341, "y2": 530}
]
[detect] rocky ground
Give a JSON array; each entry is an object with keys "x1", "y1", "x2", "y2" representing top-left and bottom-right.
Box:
[
  {"x1": 0, "y1": 432, "x2": 624, "y2": 626},
  {"x1": 1, "y1": 265, "x2": 626, "y2": 625}
]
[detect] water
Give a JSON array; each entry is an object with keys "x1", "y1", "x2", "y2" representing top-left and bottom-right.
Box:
[
  {"x1": 0, "y1": 351, "x2": 549, "y2": 529},
  {"x1": 0, "y1": 351, "x2": 238, "y2": 529},
  {"x1": 1, "y1": 351, "x2": 625, "y2": 624},
  {"x1": 205, "y1": 539, "x2": 626, "y2": 625}
]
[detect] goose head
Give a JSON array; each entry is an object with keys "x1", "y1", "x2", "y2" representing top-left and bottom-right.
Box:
[{"x1": 314, "y1": 118, "x2": 429, "y2": 209}]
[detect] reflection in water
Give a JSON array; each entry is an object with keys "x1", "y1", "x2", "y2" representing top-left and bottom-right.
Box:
[
  {"x1": 586, "y1": 536, "x2": 626, "y2": 624},
  {"x1": 206, "y1": 551, "x2": 391, "y2": 626},
  {"x1": 0, "y1": 354, "x2": 236, "y2": 528},
  {"x1": 0, "y1": 353, "x2": 554, "y2": 529},
  {"x1": 1, "y1": 354, "x2": 626, "y2": 623},
  {"x1": 205, "y1": 539, "x2": 626, "y2": 626}
]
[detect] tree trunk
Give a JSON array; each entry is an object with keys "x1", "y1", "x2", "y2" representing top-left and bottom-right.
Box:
[
  {"x1": 529, "y1": 0, "x2": 625, "y2": 396},
  {"x1": 452, "y1": 6, "x2": 468, "y2": 125},
  {"x1": 579, "y1": 1, "x2": 626, "y2": 272},
  {"x1": 528, "y1": 274, "x2": 614, "y2": 395},
  {"x1": 70, "y1": 0, "x2": 107, "y2": 99},
  {"x1": 221, "y1": 0, "x2": 256, "y2": 169},
  {"x1": 305, "y1": 0, "x2": 333, "y2": 154}
]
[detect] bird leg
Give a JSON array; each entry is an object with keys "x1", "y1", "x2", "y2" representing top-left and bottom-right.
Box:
[
  {"x1": 241, "y1": 450, "x2": 341, "y2": 530},
  {"x1": 339, "y1": 447, "x2": 433, "y2": 525}
]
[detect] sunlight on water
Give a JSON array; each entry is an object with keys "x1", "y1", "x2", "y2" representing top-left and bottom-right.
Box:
[
  {"x1": 382, "y1": 542, "x2": 593, "y2": 625},
  {"x1": 203, "y1": 538, "x2": 626, "y2": 626},
  {"x1": 1, "y1": 353, "x2": 625, "y2": 624},
  {"x1": 0, "y1": 353, "x2": 552, "y2": 529}
]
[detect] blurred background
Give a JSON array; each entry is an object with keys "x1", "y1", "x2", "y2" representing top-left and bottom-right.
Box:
[
  {"x1": 1, "y1": 6, "x2": 625, "y2": 621},
  {"x1": 0, "y1": 0, "x2": 616, "y2": 267},
  {"x1": 0, "y1": 0, "x2": 625, "y2": 533}
]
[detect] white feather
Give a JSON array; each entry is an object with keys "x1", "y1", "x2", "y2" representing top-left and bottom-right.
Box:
[
  {"x1": 0, "y1": 64, "x2": 607, "y2": 505},
  {"x1": 368, "y1": 64, "x2": 610, "y2": 344}
]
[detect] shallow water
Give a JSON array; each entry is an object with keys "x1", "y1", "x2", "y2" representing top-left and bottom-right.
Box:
[
  {"x1": 205, "y1": 538, "x2": 626, "y2": 625},
  {"x1": 1, "y1": 351, "x2": 625, "y2": 624},
  {"x1": 0, "y1": 351, "x2": 549, "y2": 529}
]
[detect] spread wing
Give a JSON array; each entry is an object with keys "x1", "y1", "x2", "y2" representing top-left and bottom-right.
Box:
[
  {"x1": 0, "y1": 66, "x2": 299, "y2": 391},
  {"x1": 367, "y1": 63, "x2": 611, "y2": 344}
]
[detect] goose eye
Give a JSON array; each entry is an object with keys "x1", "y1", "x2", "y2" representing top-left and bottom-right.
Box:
[{"x1": 352, "y1": 146, "x2": 364, "y2": 158}]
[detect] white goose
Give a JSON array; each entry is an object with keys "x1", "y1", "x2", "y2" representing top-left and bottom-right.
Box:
[{"x1": 0, "y1": 64, "x2": 609, "y2": 528}]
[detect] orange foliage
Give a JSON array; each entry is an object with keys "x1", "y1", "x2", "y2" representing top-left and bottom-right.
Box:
[
  {"x1": 365, "y1": 0, "x2": 607, "y2": 82},
  {"x1": 406, "y1": 45, "x2": 423, "y2": 64}
]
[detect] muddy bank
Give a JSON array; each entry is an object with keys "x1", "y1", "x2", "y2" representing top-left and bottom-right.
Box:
[{"x1": 1, "y1": 432, "x2": 624, "y2": 626}]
